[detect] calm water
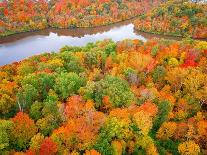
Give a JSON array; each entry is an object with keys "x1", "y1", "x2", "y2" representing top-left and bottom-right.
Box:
[{"x1": 0, "y1": 19, "x2": 181, "y2": 66}]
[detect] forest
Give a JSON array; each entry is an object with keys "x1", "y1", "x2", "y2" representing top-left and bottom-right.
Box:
[
  {"x1": 0, "y1": 0, "x2": 207, "y2": 155},
  {"x1": 0, "y1": 38, "x2": 207, "y2": 154},
  {"x1": 134, "y1": 0, "x2": 207, "y2": 39},
  {"x1": 0, "y1": 0, "x2": 158, "y2": 36}
]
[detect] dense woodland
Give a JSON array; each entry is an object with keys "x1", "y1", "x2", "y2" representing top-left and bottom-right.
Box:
[
  {"x1": 0, "y1": 0, "x2": 159, "y2": 36},
  {"x1": 0, "y1": 38, "x2": 207, "y2": 154},
  {"x1": 134, "y1": 0, "x2": 207, "y2": 39},
  {"x1": 1, "y1": 0, "x2": 207, "y2": 155}
]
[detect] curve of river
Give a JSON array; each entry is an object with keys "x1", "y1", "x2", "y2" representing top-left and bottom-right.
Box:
[{"x1": 0, "y1": 19, "x2": 181, "y2": 66}]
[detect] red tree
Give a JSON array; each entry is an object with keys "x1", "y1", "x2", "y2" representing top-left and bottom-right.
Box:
[{"x1": 40, "y1": 138, "x2": 58, "y2": 155}]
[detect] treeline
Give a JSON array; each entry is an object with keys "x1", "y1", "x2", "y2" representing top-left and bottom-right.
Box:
[
  {"x1": 134, "y1": 0, "x2": 207, "y2": 39},
  {"x1": 0, "y1": 0, "x2": 158, "y2": 36},
  {"x1": 0, "y1": 38, "x2": 207, "y2": 154}
]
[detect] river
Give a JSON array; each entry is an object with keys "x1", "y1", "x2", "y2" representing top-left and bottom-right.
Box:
[{"x1": 0, "y1": 19, "x2": 181, "y2": 66}]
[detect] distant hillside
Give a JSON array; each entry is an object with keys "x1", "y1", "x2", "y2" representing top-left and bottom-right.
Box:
[
  {"x1": 134, "y1": 0, "x2": 207, "y2": 39},
  {"x1": 0, "y1": 0, "x2": 158, "y2": 36}
]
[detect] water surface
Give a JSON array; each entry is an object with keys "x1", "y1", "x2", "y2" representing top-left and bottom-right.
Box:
[{"x1": 0, "y1": 19, "x2": 181, "y2": 66}]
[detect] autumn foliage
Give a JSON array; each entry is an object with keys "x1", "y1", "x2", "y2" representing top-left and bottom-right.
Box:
[
  {"x1": 10, "y1": 112, "x2": 37, "y2": 151},
  {"x1": 0, "y1": 38, "x2": 207, "y2": 154},
  {"x1": 0, "y1": 0, "x2": 158, "y2": 36},
  {"x1": 39, "y1": 138, "x2": 57, "y2": 155},
  {"x1": 134, "y1": 1, "x2": 207, "y2": 39}
]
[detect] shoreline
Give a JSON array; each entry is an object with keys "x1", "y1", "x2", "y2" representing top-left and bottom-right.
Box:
[
  {"x1": 134, "y1": 29, "x2": 207, "y2": 41},
  {"x1": 0, "y1": 17, "x2": 137, "y2": 44},
  {"x1": 1, "y1": 16, "x2": 206, "y2": 42},
  {"x1": 0, "y1": 16, "x2": 139, "y2": 39}
]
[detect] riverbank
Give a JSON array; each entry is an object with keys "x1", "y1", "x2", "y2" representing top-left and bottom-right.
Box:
[
  {"x1": 134, "y1": 30, "x2": 207, "y2": 42},
  {"x1": 1, "y1": 18, "x2": 206, "y2": 45},
  {"x1": 0, "y1": 15, "x2": 138, "y2": 39}
]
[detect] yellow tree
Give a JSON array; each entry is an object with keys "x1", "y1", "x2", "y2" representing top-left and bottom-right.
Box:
[
  {"x1": 178, "y1": 140, "x2": 200, "y2": 155},
  {"x1": 133, "y1": 110, "x2": 153, "y2": 135},
  {"x1": 156, "y1": 122, "x2": 177, "y2": 140}
]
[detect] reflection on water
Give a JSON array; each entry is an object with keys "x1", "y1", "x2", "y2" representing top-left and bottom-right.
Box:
[
  {"x1": 0, "y1": 19, "x2": 181, "y2": 66},
  {"x1": 0, "y1": 19, "x2": 138, "y2": 44}
]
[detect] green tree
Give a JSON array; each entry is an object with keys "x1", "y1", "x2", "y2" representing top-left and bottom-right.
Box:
[
  {"x1": 17, "y1": 84, "x2": 38, "y2": 111},
  {"x1": 152, "y1": 101, "x2": 171, "y2": 132},
  {"x1": 152, "y1": 66, "x2": 166, "y2": 83},
  {"x1": 54, "y1": 72, "x2": 85, "y2": 100},
  {"x1": 87, "y1": 75, "x2": 135, "y2": 108},
  {"x1": 36, "y1": 115, "x2": 59, "y2": 136},
  {"x1": 94, "y1": 117, "x2": 131, "y2": 155},
  {"x1": 58, "y1": 52, "x2": 85, "y2": 73},
  {"x1": 29, "y1": 101, "x2": 44, "y2": 121},
  {"x1": 21, "y1": 73, "x2": 55, "y2": 100},
  {"x1": 0, "y1": 120, "x2": 14, "y2": 153}
]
